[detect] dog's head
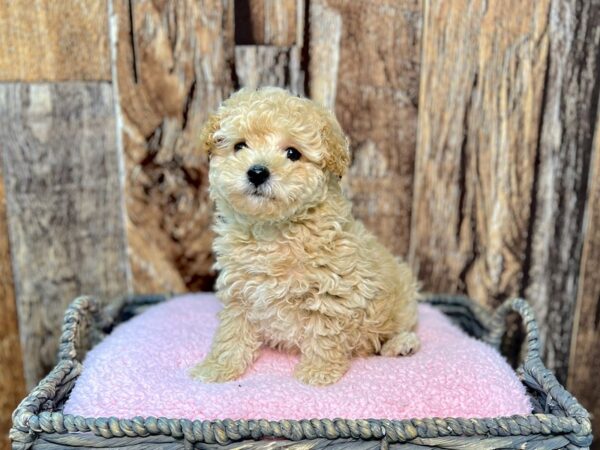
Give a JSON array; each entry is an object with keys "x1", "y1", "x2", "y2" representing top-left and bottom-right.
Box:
[{"x1": 200, "y1": 87, "x2": 350, "y2": 222}]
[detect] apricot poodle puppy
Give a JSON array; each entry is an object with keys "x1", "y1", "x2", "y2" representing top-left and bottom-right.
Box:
[{"x1": 190, "y1": 87, "x2": 420, "y2": 386}]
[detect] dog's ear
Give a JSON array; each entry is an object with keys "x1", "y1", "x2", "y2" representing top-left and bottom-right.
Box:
[
  {"x1": 199, "y1": 112, "x2": 221, "y2": 156},
  {"x1": 319, "y1": 108, "x2": 350, "y2": 178}
]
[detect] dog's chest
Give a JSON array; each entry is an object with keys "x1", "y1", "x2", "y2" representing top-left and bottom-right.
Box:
[
  {"x1": 215, "y1": 228, "x2": 313, "y2": 279},
  {"x1": 215, "y1": 231, "x2": 320, "y2": 346}
]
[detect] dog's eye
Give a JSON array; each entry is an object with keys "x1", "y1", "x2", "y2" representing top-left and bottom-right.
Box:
[
  {"x1": 286, "y1": 147, "x2": 301, "y2": 161},
  {"x1": 234, "y1": 141, "x2": 247, "y2": 152}
]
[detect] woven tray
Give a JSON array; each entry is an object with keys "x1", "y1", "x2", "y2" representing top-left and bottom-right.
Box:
[{"x1": 11, "y1": 294, "x2": 593, "y2": 449}]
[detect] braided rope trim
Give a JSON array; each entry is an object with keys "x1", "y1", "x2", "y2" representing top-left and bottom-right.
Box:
[
  {"x1": 57, "y1": 295, "x2": 112, "y2": 362},
  {"x1": 22, "y1": 411, "x2": 592, "y2": 445},
  {"x1": 10, "y1": 295, "x2": 593, "y2": 449}
]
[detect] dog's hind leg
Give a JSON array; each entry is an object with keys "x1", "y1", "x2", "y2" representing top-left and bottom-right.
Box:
[{"x1": 379, "y1": 276, "x2": 420, "y2": 357}]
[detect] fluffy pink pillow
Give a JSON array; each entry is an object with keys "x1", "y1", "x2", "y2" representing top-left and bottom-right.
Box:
[{"x1": 64, "y1": 293, "x2": 531, "y2": 420}]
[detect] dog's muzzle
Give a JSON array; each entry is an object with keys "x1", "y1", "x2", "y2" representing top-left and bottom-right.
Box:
[{"x1": 247, "y1": 164, "x2": 270, "y2": 187}]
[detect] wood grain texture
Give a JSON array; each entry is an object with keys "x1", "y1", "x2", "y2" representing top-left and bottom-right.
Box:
[
  {"x1": 568, "y1": 84, "x2": 600, "y2": 448},
  {"x1": 307, "y1": 0, "x2": 341, "y2": 110},
  {"x1": 235, "y1": 0, "x2": 298, "y2": 46},
  {"x1": 524, "y1": 0, "x2": 600, "y2": 383},
  {"x1": 233, "y1": 0, "x2": 305, "y2": 93},
  {"x1": 0, "y1": 165, "x2": 26, "y2": 450},
  {"x1": 0, "y1": 0, "x2": 110, "y2": 81},
  {"x1": 409, "y1": 0, "x2": 550, "y2": 305},
  {"x1": 309, "y1": 0, "x2": 422, "y2": 257},
  {"x1": 0, "y1": 83, "x2": 131, "y2": 387},
  {"x1": 410, "y1": 0, "x2": 600, "y2": 380},
  {"x1": 235, "y1": 46, "x2": 305, "y2": 95},
  {"x1": 115, "y1": 0, "x2": 235, "y2": 293}
]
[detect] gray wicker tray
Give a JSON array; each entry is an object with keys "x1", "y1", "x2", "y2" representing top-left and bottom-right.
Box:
[{"x1": 11, "y1": 294, "x2": 593, "y2": 449}]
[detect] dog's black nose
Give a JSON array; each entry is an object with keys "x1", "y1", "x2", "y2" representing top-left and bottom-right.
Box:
[{"x1": 247, "y1": 164, "x2": 270, "y2": 186}]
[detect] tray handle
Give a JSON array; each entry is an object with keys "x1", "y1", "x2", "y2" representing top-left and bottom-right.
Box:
[
  {"x1": 57, "y1": 296, "x2": 110, "y2": 362},
  {"x1": 484, "y1": 298, "x2": 590, "y2": 425}
]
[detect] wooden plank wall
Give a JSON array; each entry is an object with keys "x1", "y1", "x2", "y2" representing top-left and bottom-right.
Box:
[
  {"x1": 0, "y1": 167, "x2": 25, "y2": 450},
  {"x1": 569, "y1": 101, "x2": 600, "y2": 446},
  {"x1": 411, "y1": 0, "x2": 600, "y2": 380},
  {"x1": 410, "y1": 0, "x2": 549, "y2": 362},
  {"x1": 310, "y1": 0, "x2": 422, "y2": 257},
  {"x1": 115, "y1": 0, "x2": 234, "y2": 293},
  {"x1": 411, "y1": 0, "x2": 600, "y2": 438},
  {"x1": 0, "y1": 2, "x2": 131, "y2": 449},
  {"x1": 525, "y1": 0, "x2": 600, "y2": 383},
  {"x1": 1, "y1": 0, "x2": 599, "y2": 448},
  {"x1": 410, "y1": 0, "x2": 549, "y2": 302},
  {"x1": 0, "y1": 0, "x2": 111, "y2": 81},
  {"x1": 0, "y1": 83, "x2": 131, "y2": 386},
  {"x1": 235, "y1": 0, "x2": 304, "y2": 95}
]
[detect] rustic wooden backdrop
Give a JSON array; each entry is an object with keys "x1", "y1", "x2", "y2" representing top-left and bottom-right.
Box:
[{"x1": 0, "y1": 0, "x2": 599, "y2": 449}]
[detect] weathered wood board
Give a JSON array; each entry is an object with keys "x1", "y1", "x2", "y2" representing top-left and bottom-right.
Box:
[
  {"x1": 309, "y1": 0, "x2": 422, "y2": 257},
  {"x1": 235, "y1": 0, "x2": 298, "y2": 46},
  {"x1": 410, "y1": 0, "x2": 600, "y2": 386},
  {"x1": 0, "y1": 83, "x2": 131, "y2": 387},
  {"x1": 114, "y1": 0, "x2": 235, "y2": 293},
  {"x1": 524, "y1": 0, "x2": 600, "y2": 383},
  {"x1": 0, "y1": 0, "x2": 111, "y2": 81},
  {"x1": 234, "y1": 46, "x2": 304, "y2": 95},
  {"x1": 568, "y1": 101, "x2": 600, "y2": 448},
  {"x1": 410, "y1": 0, "x2": 550, "y2": 304},
  {"x1": 233, "y1": 0, "x2": 305, "y2": 103},
  {"x1": 307, "y1": 0, "x2": 341, "y2": 110},
  {"x1": 0, "y1": 165, "x2": 25, "y2": 450},
  {"x1": 408, "y1": 0, "x2": 550, "y2": 366}
]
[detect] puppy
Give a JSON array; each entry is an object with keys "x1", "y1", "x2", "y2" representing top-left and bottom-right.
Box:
[{"x1": 190, "y1": 87, "x2": 420, "y2": 386}]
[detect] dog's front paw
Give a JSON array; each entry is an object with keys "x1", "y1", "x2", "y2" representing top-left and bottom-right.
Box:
[
  {"x1": 189, "y1": 358, "x2": 246, "y2": 383},
  {"x1": 380, "y1": 331, "x2": 420, "y2": 357},
  {"x1": 294, "y1": 360, "x2": 348, "y2": 386}
]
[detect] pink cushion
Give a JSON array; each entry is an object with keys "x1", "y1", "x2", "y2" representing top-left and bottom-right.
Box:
[{"x1": 64, "y1": 293, "x2": 531, "y2": 420}]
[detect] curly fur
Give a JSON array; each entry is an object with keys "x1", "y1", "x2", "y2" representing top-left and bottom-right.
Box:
[{"x1": 190, "y1": 87, "x2": 420, "y2": 386}]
